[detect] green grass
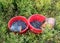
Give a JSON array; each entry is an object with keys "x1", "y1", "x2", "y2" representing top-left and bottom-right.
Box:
[{"x1": 0, "y1": 0, "x2": 60, "y2": 43}]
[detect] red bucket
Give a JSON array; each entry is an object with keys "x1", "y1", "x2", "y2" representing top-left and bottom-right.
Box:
[
  {"x1": 28, "y1": 14, "x2": 46, "y2": 34},
  {"x1": 8, "y1": 16, "x2": 29, "y2": 34}
]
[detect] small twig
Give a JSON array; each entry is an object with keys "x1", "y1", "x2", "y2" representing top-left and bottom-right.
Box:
[{"x1": 20, "y1": 26, "x2": 22, "y2": 32}]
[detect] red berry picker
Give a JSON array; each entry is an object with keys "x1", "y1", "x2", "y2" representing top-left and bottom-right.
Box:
[
  {"x1": 28, "y1": 14, "x2": 46, "y2": 34},
  {"x1": 8, "y1": 16, "x2": 29, "y2": 34}
]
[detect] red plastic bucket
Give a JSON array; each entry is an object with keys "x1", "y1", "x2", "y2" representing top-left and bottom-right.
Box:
[
  {"x1": 8, "y1": 16, "x2": 29, "y2": 34},
  {"x1": 28, "y1": 14, "x2": 46, "y2": 34}
]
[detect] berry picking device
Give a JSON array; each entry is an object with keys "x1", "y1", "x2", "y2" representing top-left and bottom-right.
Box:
[
  {"x1": 28, "y1": 14, "x2": 46, "y2": 34},
  {"x1": 8, "y1": 16, "x2": 29, "y2": 34}
]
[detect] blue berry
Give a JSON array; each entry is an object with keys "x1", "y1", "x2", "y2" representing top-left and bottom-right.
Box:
[
  {"x1": 10, "y1": 20, "x2": 27, "y2": 32},
  {"x1": 30, "y1": 21, "x2": 42, "y2": 29}
]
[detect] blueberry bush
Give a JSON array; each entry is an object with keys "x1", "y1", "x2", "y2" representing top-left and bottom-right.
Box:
[{"x1": 0, "y1": 0, "x2": 60, "y2": 43}]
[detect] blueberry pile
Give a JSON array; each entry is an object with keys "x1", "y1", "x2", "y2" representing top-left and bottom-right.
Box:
[
  {"x1": 30, "y1": 21, "x2": 42, "y2": 29},
  {"x1": 10, "y1": 20, "x2": 27, "y2": 32}
]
